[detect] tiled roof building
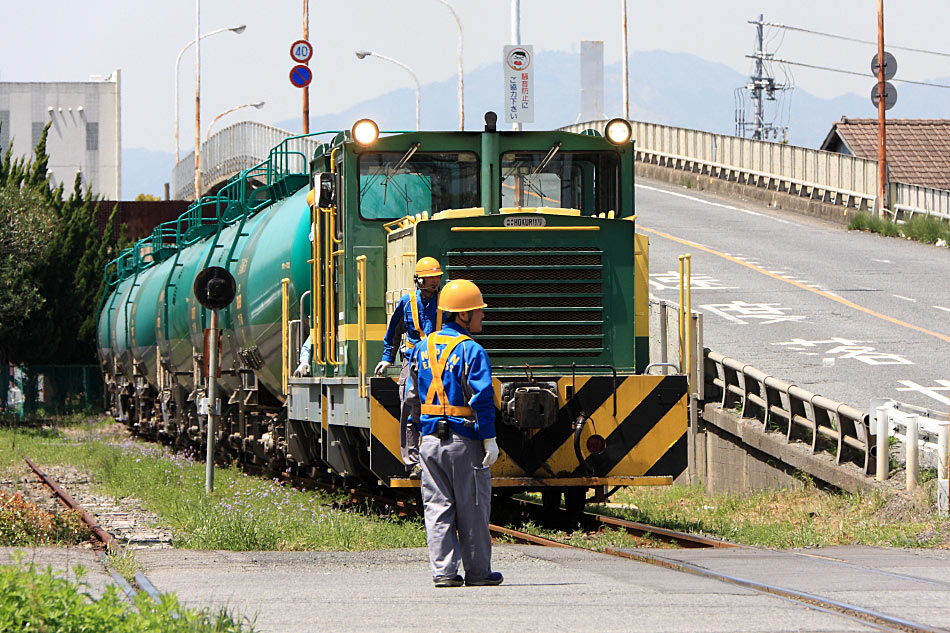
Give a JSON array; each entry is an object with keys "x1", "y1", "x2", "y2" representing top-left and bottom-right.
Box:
[{"x1": 820, "y1": 118, "x2": 950, "y2": 191}]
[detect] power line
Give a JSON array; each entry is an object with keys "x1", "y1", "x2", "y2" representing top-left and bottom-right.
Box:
[
  {"x1": 762, "y1": 21, "x2": 950, "y2": 58},
  {"x1": 746, "y1": 54, "x2": 950, "y2": 89}
]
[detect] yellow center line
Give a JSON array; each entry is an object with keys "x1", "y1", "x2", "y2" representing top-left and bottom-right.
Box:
[{"x1": 639, "y1": 224, "x2": 950, "y2": 344}]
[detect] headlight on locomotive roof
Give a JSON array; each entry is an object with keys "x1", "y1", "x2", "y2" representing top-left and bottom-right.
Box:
[
  {"x1": 351, "y1": 118, "x2": 380, "y2": 146},
  {"x1": 604, "y1": 118, "x2": 632, "y2": 145}
]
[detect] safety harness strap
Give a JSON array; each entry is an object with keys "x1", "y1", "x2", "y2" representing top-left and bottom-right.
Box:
[
  {"x1": 408, "y1": 290, "x2": 442, "y2": 343},
  {"x1": 423, "y1": 333, "x2": 471, "y2": 414}
]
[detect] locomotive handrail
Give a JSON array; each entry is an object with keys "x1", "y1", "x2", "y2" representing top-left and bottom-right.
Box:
[
  {"x1": 703, "y1": 349, "x2": 874, "y2": 475},
  {"x1": 357, "y1": 255, "x2": 368, "y2": 398}
]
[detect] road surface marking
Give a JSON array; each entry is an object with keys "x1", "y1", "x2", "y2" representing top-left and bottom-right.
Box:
[
  {"x1": 935, "y1": 306, "x2": 950, "y2": 313},
  {"x1": 636, "y1": 183, "x2": 797, "y2": 225},
  {"x1": 896, "y1": 380, "x2": 950, "y2": 405},
  {"x1": 872, "y1": 258, "x2": 892, "y2": 264},
  {"x1": 638, "y1": 225, "x2": 950, "y2": 344},
  {"x1": 892, "y1": 294, "x2": 917, "y2": 302}
]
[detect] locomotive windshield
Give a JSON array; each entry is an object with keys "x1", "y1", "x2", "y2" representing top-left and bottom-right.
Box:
[
  {"x1": 500, "y1": 150, "x2": 620, "y2": 215},
  {"x1": 358, "y1": 151, "x2": 480, "y2": 220}
]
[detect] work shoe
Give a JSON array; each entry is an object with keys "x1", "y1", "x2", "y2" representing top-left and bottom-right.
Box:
[
  {"x1": 433, "y1": 574, "x2": 464, "y2": 588},
  {"x1": 408, "y1": 464, "x2": 422, "y2": 480},
  {"x1": 465, "y1": 572, "x2": 503, "y2": 586}
]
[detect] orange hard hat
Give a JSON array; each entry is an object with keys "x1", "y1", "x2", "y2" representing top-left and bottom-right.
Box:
[
  {"x1": 415, "y1": 256, "x2": 443, "y2": 278},
  {"x1": 439, "y1": 279, "x2": 487, "y2": 313}
]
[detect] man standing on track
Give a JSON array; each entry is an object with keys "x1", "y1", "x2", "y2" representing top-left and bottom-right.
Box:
[
  {"x1": 375, "y1": 257, "x2": 444, "y2": 474},
  {"x1": 405, "y1": 279, "x2": 502, "y2": 588}
]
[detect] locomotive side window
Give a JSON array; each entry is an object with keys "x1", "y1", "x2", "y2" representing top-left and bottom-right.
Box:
[
  {"x1": 358, "y1": 151, "x2": 480, "y2": 220},
  {"x1": 500, "y1": 151, "x2": 620, "y2": 215}
]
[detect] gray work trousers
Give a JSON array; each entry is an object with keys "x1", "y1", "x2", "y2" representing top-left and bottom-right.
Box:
[
  {"x1": 398, "y1": 359, "x2": 419, "y2": 466},
  {"x1": 419, "y1": 433, "x2": 492, "y2": 582}
]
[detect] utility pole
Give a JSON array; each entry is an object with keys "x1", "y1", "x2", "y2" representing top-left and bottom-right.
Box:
[
  {"x1": 194, "y1": 0, "x2": 201, "y2": 200},
  {"x1": 876, "y1": 0, "x2": 888, "y2": 216},
  {"x1": 511, "y1": 0, "x2": 521, "y2": 131},
  {"x1": 621, "y1": 0, "x2": 629, "y2": 120},
  {"x1": 737, "y1": 14, "x2": 790, "y2": 141},
  {"x1": 303, "y1": 0, "x2": 310, "y2": 134}
]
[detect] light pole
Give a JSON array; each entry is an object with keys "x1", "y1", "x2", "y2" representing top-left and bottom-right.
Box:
[
  {"x1": 355, "y1": 50, "x2": 421, "y2": 131},
  {"x1": 510, "y1": 0, "x2": 521, "y2": 131},
  {"x1": 205, "y1": 102, "x2": 265, "y2": 141},
  {"x1": 174, "y1": 24, "x2": 246, "y2": 163},
  {"x1": 621, "y1": 0, "x2": 629, "y2": 120},
  {"x1": 435, "y1": 0, "x2": 464, "y2": 130}
]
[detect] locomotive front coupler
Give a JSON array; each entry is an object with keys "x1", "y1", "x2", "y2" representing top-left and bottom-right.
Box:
[{"x1": 494, "y1": 363, "x2": 620, "y2": 418}]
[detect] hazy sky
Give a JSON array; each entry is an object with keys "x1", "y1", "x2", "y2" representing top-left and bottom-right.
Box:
[{"x1": 2, "y1": 0, "x2": 947, "y2": 152}]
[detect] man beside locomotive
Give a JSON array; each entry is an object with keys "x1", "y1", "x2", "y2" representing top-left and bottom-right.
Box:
[
  {"x1": 405, "y1": 279, "x2": 502, "y2": 588},
  {"x1": 374, "y1": 257, "x2": 445, "y2": 473}
]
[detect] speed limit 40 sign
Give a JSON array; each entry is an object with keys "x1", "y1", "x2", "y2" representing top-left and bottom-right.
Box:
[{"x1": 290, "y1": 40, "x2": 312, "y2": 64}]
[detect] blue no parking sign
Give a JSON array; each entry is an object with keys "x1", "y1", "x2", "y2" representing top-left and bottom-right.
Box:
[{"x1": 290, "y1": 64, "x2": 312, "y2": 88}]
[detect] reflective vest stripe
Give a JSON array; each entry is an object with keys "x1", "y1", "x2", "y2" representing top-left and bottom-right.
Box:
[
  {"x1": 409, "y1": 290, "x2": 442, "y2": 342},
  {"x1": 422, "y1": 333, "x2": 472, "y2": 415},
  {"x1": 420, "y1": 404, "x2": 474, "y2": 416}
]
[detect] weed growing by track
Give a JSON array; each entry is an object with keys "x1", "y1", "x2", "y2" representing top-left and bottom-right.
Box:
[
  {"x1": 0, "y1": 419, "x2": 426, "y2": 552},
  {"x1": 849, "y1": 211, "x2": 950, "y2": 246},
  {"x1": 603, "y1": 483, "x2": 950, "y2": 548},
  {"x1": 0, "y1": 490, "x2": 92, "y2": 546},
  {"x1": 0, "y1": 551, "x2": 255, "y2": 632}
]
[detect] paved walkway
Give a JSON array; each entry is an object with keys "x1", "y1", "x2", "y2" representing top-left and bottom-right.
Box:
[{"x1": 5, "y1": 545, "x2": 950, "y2": 632}]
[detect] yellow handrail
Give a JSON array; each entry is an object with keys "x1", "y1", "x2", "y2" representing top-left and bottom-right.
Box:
[
  {"x1": 281, "y1": 277, "x2": 289, "y2": 395},
  {"x1": 678, "y1": 254, "x2": 692, "y2": 389},
  {"x1": 309, "y1": 199, "x2": 326, "y2": 367},
  {"x1": 325, "y1": 149, "x2": 342, "y2": 366},
  {"x1": 356, "y1": 255, "x2": 368, "y2": 398}
]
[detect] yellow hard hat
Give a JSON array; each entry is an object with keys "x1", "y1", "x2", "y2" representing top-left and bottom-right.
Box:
[
  {"x1": 415, "y1": 256, "x2": 443, "y2": 278},
  {"x1": 439, "y1": 279, "x2": 487, "y2": 312}
]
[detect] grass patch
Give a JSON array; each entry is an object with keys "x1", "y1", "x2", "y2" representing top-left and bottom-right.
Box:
[
  {"x1": 0, "y1": 419, "x2": 426, "y2": 552},
  {"x1": 598, "y1": 483, "x2": 950, "y2": 548},
  {"x1": 849, "y1": 211, "x2": 949, "y2": 244},
  {"x1": 0, "y1": 551, "x2": 255, "y2": 632},
  {"x1": 0, "y1": 490, "x2": 93, "y2": 546},
  {"x1": 106, "y1": 548, "x2": 141, "y2": 583}
]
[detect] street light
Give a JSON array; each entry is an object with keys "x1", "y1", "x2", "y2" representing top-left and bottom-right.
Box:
[
  {"x1": 205, "y1": 102, "x2": 265, "y2": 141},
  {"x1": 174, "y1": 24, "x2": 246, "y2": 163},
  {"x1": 355, "y1": 50, "x2": 421, "y2": 131},
  {"x1": 434, "y1": 0, "x2": 464, "y2": 130}
]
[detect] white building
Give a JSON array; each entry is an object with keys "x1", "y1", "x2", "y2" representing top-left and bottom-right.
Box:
[{"x1": 0, "y1": 70, "x2": 120, "y2": 199}]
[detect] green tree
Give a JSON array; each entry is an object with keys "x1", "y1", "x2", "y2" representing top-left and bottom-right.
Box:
[{"x1": 134, "y1": 193, "x2": 160, "y2": 201}]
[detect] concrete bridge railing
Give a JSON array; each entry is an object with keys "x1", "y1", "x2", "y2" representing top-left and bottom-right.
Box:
[
  {"x1": 172, "y1": 121, "x2": 321, "y2": 200},
  {"x1": 565, "y1": 120, "x2": 950, "y2": 221}
]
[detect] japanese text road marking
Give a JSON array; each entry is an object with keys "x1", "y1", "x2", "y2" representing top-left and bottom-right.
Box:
[{"x1": 637, "y1": 225, "x2": 950, "y2": 345}]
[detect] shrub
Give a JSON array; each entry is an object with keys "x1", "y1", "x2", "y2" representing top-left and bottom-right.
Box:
[
  {"x1": 0, "y1": 555, "x2": 256, "y2": 632},
  {"x1": 0, "y1": 490, "x2": 92, "y2": 545}
]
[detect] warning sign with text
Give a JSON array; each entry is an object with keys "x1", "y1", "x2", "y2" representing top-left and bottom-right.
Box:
[{"x1": 503, "y1": 45, "x2": 534, "y2": 124}]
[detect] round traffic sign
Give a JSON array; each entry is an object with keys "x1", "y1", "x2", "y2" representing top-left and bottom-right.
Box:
[
  {"x1": 871, "y1": 81, "x2": 898, "y2": 111},
  {"x1": 290, "y1": 39, "x2": 312, "y2": 64},
  {"x1": 871, "y1": 51, "x2": 897, "y2": 81},
  {"x1": 290, "y1": 64, "x2": 313, "y2": 88}
]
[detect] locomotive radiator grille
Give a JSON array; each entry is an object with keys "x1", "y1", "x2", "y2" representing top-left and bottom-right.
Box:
[{"x1": 446, "y1": 247, "x2": 604, "y2": 356}]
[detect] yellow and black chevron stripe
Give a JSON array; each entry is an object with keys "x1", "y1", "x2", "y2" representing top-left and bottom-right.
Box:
[{"x1": 369, "y1": 374, "x2": 687, "y2": 485}]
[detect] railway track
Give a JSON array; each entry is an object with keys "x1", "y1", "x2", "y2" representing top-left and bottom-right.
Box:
[{"x1": 23, "y1": 456, "x2": 164, "y2": 606}]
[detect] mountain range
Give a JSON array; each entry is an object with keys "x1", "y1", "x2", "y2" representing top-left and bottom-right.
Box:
[{"x1": 125, "y1": 49, "x2": 948, "y2": 199}]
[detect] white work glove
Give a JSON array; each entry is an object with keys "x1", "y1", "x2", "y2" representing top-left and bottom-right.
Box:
[
  {"x1": 293, "y1": 362, "x2": 310, "y2": 377},
  {"x1": 374, "y1": 360, "x2": 392, "y2": 376},
  {"x1": 482, "y1": 437, "x2": 499, "y2": 468}
]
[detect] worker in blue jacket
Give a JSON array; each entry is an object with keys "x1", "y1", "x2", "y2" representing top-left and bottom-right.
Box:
[
  {"x1": 405, "y1": 279, "x2": 502, "y2": 588},
  {"x1": 375, "y1": 257, "x2": 444, "y2": 472}
]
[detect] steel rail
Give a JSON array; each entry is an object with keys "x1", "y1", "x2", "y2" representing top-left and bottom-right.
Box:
[
  {"x1": 607, "y1": 547, "x2": 948, "y2": 633},
  {"x1": 24, "y1": 456, "x2": 114, "y2": 547}
]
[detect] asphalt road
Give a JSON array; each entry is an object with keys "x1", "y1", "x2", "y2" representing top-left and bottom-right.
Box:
[{"x1": 636, "y1": 179, "x2": 950, "y2": 413}]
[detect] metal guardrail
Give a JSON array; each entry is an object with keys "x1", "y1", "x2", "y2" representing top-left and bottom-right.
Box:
[
  {"x1": 704, "y1": 349, "x2": 873, "y2": 474},
  {"x1": 172, "y1": 121, "x2": 322, "y2": 200},
  {"x1": 565, "y1": 120, "x2": 880, "y2": 211},
  {"x1": 890, "y1": 181, "x2": 950, "y2": 222}
]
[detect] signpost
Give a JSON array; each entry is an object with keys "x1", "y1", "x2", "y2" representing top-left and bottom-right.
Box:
[
  {"x1": 289, "y1": 36, "x2": 313, "y2": 131},
  {"x1": 503, "y1": 44, "x2": 534, "y2": 124},
  {"x1": 193, "y1": 266, "x2": 236, "y2": 493}
]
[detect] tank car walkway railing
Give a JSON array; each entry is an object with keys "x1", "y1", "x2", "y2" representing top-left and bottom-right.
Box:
[
  {"x1": 703, "y1": 349, "x2": 874, "y2": 475},
  {"x1": 172, "y1": 121, "x2": 322, "y2": 200}
]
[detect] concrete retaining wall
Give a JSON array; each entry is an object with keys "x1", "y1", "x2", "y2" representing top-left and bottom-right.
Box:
[{"x1": 637, "y1": 162, "x2": 860, "y2": 227}]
